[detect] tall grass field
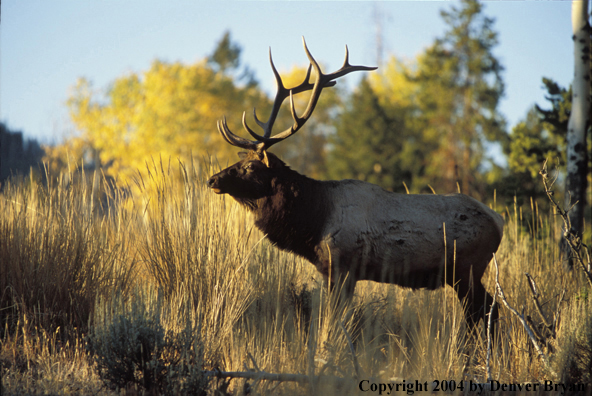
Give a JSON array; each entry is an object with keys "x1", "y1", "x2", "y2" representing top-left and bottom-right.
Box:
[{"x1": 1, "y1": 160, "x2": 591, "y2": 395}]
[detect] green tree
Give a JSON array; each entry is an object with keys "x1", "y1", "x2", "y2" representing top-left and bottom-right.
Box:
[
  {"x1": 329, "y1": 0, "x2": 506, "y2": 198},
  {"x1": 498, "y1": 107, "x2": 564, "y2": 206},
  {"x1": 367, "y1": 56, "x2": 435, "y2": 193},
  {"x1": 498, "y1": 73, "x2": 590, "y2": 214},
  {"x1": 328, "y1": 77, "x2": 413, "y2": 192},
  {"x1": 411, "y1": 0, "x2": 506, "y2": 198},
  {"x1": 208, "y1": 30, "x2": 257, "y2": 87},
  {"x1": 208, "y1": 31, "x2": 241, "y2": 74},
  {"x1": 534, "y1": 74, "x2": 591, "y2": 250},
  {"x1": 536, "y1": 78, "x2": 572, "y2": 139}
]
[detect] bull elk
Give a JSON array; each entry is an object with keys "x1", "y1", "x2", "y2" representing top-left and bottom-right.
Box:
[{"x1": 208, "y1": 38, "x2": 503, "y2": 326}]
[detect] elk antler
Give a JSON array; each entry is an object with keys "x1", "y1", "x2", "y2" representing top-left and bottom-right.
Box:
[{"x1": 217, "y1": 37, "x2": 377, "y2": 153}]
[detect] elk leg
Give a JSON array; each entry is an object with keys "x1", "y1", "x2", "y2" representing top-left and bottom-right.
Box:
[{"x1": 454, "y1": 277, "x2": 498, "y2": 328}]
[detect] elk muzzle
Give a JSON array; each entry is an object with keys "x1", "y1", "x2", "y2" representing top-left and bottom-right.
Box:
[{"x1": 207, "y1": 174, "x2": 223, "y2": 194}]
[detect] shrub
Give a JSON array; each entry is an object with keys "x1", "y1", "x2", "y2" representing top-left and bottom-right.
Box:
[{"x1": 86, "y1": 289, "x2": 210, "y2": 395}]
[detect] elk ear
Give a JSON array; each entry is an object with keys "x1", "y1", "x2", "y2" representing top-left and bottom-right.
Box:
[{"x1": 237, "y1": 152, "x2": 248, "y2": 160}]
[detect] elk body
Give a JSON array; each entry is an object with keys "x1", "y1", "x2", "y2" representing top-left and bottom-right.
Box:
[{"x1": 208, "y1": 39, "x2": 503, "y2": 325}]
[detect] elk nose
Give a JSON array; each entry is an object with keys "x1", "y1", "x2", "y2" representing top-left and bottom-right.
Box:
[{"x1": 207, "y1": 176, "x2": 223, "y2": 194}]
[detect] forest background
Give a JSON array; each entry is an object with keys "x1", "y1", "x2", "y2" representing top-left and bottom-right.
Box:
[{"x1": 2, "y1": 0, "x2": 588, "y2": 214}]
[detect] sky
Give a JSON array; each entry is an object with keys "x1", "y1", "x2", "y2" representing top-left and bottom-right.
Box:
[{"x1": 1, "y1": 1, "x2": 576, "y2": 147}]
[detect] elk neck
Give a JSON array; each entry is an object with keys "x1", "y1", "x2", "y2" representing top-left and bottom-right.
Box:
[{"x1": 249, "y1": 165, "x2": 330, "y2": 263}]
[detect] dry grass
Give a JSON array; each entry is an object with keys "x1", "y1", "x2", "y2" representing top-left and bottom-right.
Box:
[{"x1": 1, "y1": 161, "x2": 590, "y2": 395}]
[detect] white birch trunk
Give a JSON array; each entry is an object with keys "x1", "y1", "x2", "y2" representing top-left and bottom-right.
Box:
[{"x1": 565, "y1": 0, "x2": 590, "y2": 239}]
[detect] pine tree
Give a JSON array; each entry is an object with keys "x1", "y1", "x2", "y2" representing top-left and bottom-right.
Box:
[
  {"x1": 412, "y1": 0, "x2": 506, "y2": 197},
  {"x1": 208, "y1": 31, "x2": 241, "y2": 75},
  {"x1": 328, "y1": 77, "x2": 412, "y2": 192},
  {"x1": 499, "y1": 107, "x2": 564, "y2": 205}
]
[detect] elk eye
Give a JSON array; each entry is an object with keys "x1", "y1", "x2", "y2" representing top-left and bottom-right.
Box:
[{"x1": 245, "y1": 162, "x2": 259, "y2": 171}]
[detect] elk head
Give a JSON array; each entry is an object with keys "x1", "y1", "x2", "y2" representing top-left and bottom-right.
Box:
[{"x1": 207, "y1": 38, "x2": 376, "y2": 202}]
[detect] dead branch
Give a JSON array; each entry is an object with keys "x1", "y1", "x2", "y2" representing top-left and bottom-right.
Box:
[
  {"x1": 493, "y1": 254, "x2": 557, "y2": 377},
  {"x1": 551, "y1": 289, "x2": 566, "y2": 334},
  {"x1": 204, "y1": 369, "x2": 356, "y2": 387},
  {"x1": 540, "y1": 160, "x2": 592, "y2": 287},
  {"x1": 525, "y1": 273, "x2": 552, "y2": 330},
  {"x1": 525, "y1": 314, "x2": 546, "y2": 345},
  {"x1": 486, "y1": 288, "x2": 498, "y2": 382}
]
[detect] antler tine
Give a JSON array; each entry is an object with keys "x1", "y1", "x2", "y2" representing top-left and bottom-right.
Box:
[
  {"x1": 297, "y1": 37, "x2": 328, "y2": 122},
  {"x1": 252, "y1": 48, "x2": 291, "y2": 139},
  {"x1": 270, "y1": 89, "x2": 303, "y2": 141},
  {"x1": 301, "y1": 37, "x2": 321, "y2": 75},
  {"x1": 323, "y1": 43, "x2": 377, "y2": 82},
  {"x1": 269, "y1": 47, "x2": 284, "y2": 90},
  {"x1": 290, "y1": 37, "x2": 377, "y2": 130},
  {"x1": 242, "y1": 111, "x2": 267, "y2": 142},
  {"x1": 259, "y1": 90, "x2": 301, "y2": 144},
  {"x1": 217, "y1": 120, "x2": 238, "y2": 148},
  {"x1": 217, "y1": 116, "x2": 262, "y2": 151}
]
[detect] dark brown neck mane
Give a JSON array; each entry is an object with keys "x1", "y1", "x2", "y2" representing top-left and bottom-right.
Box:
[{"x1": 234, "y1": 162, "x2": 330, "y2": 263}]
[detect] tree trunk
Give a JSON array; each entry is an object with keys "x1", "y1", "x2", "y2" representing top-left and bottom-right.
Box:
[{"x1": 565, "y1": 0, "x2": 590, "y2": 255}]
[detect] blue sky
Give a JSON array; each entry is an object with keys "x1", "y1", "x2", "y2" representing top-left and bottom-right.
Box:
[{"x1": 1, "y1": 1, "x2": 575, "y2": 146}]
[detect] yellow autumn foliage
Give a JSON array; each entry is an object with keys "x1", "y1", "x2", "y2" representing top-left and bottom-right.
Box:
[
  {"x1": 368, "y1": 55, "x2": 417, "y2": 111},
  {"x1": 46, "y1": 59, "x2": 270, "y2": 184}
]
